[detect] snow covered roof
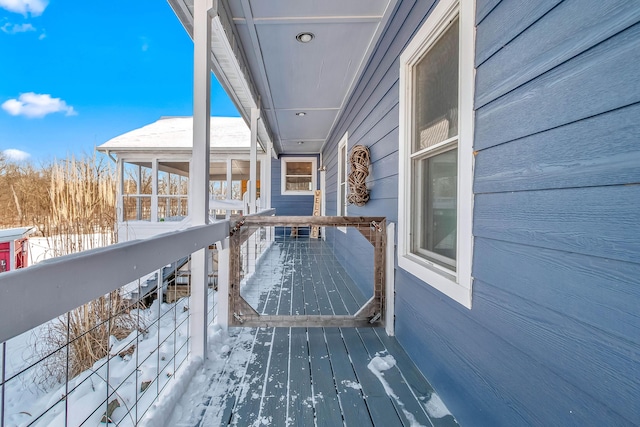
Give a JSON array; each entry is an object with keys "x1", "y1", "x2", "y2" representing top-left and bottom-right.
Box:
[
  {"x1": 0, "y1": 227, "x2": 34, "y2": 243},
  {"x1": 97, "y1": 116, "x2": 254, "y2": 153}
]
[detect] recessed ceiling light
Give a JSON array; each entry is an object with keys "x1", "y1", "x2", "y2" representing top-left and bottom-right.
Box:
[
  {"x1": 295, "y1": 112, "x2": 306, "y2": 117},
  {"x1": 296, "y1": 32, "x2": 314, "y2": 43}
]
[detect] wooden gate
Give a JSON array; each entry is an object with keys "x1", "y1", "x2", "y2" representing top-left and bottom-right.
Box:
[{"x1": 228, "y1": 216, "x2": 387, "y2": 328}]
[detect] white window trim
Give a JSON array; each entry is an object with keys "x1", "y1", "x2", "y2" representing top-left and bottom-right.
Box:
[
  {"x1": 397, "y1": 0, "x2": 475, "y2": 309},
  {"x1": 337, "y1": 132, "x2": 348, "y2": 232},
  {"x1": 280, "y1": 156, "x2": 317, "y2": 195}
]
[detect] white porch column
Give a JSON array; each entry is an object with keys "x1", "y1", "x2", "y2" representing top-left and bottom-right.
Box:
[
  {"x1": 190, "y1": 0, "x2": 213, "y2": 360},
  {"x1": 249, "y1": 107, "x2": 259, "y2": 214},
  {"x1": 386, "y1": 222, "x2": 396, "y2": 336},
  {"x1": 226, "y1": 158, "x2": 233, "y2": 201},
  {"x1": 136, "y1": 165, "x2": 142, "y2": 220},
  {"x1": 266, "y1": 143, "x2": 272, "y2": 209},
  {"x1": 117, "y1": 157, "x2": 123, "y2": 224},
  {"x1": 151, "y1": 158, "x2": 158, "y2": 222},
  {"x1": 320, "y1": 155, "x2": 326, "y2": 240},
  {"x1": 226, "y1": 158, "x2": 233, "y2": 219}
]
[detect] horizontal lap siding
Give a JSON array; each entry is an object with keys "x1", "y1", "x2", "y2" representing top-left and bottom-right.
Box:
[
  {"x1": 320, "y1": 0, "x2": 640, "y2": 426},
  {"x1": 472, "y1": 0, "x2": 640, "y2": 426}
]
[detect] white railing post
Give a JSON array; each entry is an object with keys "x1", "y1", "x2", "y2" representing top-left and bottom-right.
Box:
[
  {"x1": 215, "y1": 238, "x2": 230, "y2": 331},
  {"x1": 136, "y1": 164, "x2": 142, "y2": 220},
  {"x1": 190, "y1": 0, "x2": 213, "y2": 360},
  {"x1": 249, "y1": 107, "x2": 259, "y2": 214},
  {"x1": 117, "y1": 157, "x2": 123, "y2": 223},
  {"x1": 151, "y1": 158, "x2": 158, "y2": 222},
  {"x1": 226, "y1": 157, "x2": 233, "y2": 219},
  {"x1": 386, "y1": 222, "x2": 395, "y2": 336}
]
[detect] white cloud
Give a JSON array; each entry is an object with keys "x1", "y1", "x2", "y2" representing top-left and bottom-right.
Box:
[
  {"x1": 1, "y1": 22, "x2": 36, "y2": 34},
  {"x1": 0, "y1": 0, "x2": 48, "y2": 16},
  {"x1": 3, "y1": 148, "x2": 31, "y2": 161},
  {"x1": 2, "y1": 93, "x2": 77, "y2": 118}
]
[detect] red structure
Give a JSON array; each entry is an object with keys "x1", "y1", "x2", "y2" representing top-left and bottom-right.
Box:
[{"x1": 0, "y1": 227, "x2": 33, "y2": 273}]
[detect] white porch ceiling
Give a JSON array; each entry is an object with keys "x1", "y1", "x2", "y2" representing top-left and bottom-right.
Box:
[{"x1": 168, "y1": 0, "x2": 396, "y2": 155}]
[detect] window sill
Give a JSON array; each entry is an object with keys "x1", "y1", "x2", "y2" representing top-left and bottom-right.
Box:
[
  {"x1": 281, "y1": 190, "x2": 315, "y2": 196},
  {"x1": 398, "y1": 253, "x2": 472, "y2": 309}
]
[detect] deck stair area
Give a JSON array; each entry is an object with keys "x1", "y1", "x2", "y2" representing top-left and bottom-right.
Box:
[
  {"x1": 170, "y1": 231, "x2": 459, "y2": 426},
  {"x1": 127, "y1": 256, "x2": 191, "y2": 304}
]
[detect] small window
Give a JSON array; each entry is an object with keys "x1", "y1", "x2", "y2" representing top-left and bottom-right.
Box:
[
  {"x1": 398, "y1": 0, "x2": 474, "y2": 308},
  {"x1": 281, "y1": 157, "x2": 317, "y2": 195},
  {"x1": 337, "y1": 133, "x2": 348, "y2": 216}
]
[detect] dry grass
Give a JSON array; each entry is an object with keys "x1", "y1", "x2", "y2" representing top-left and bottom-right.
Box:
[
  {"x1": 35, "y1": 292, "x2": 144, "y2": 389},
  {"x1": 0, "y1": 153, "x2": 116, "y2": 250}
]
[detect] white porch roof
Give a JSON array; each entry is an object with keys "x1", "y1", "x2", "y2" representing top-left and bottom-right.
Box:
[
  {"x1": 167, "y1": 0, "x2": 397, "y2": 155},
  {"x1": 0, "y1": 227, "x2": 34, "y2": 243},
  {"x1": 97, "y1": 116, "x2": 259, "y2": 153}
]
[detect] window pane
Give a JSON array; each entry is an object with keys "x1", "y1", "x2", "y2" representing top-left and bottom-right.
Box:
[
  {"x1": 286, "y1": 162, "x2": 312, "y2": 176},
  {"x1": 286, "y1": 176, "x2": 312, "y2": 191},
  {"x1": 412, "y1": 148, "x2": 457, "y2": 269},
  {"x1": 413, "y1": 18, "x2": 459, "y2": 153}
]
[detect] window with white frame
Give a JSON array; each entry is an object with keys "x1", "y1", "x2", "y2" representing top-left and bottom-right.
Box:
[
  {"x1": 398, "y1": 0, "x2": 474, "y2": 308},
  {"x1": 281, "y1": 157, "x2": 317, "y2": 195},
  {"x1": 337, "y1": 133, "x2": 348, "y2": 216}
]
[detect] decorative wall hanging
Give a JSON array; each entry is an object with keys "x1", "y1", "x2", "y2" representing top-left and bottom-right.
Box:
[{"x1": 347, "y1": 144, "x2": 370, "y2": 206}]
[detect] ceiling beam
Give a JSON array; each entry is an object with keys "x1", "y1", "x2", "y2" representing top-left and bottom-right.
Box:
[
  {"x1": 239, "y1": 0, "x2": 284, "y2": 153},
  {"x1": 233, "y1": 16, "x2": 384, "y2": 25}
]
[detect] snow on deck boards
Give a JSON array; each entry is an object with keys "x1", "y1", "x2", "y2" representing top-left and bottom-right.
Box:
[{"x1": 170, "y1": 238, "x2": 458, "y2": 427}]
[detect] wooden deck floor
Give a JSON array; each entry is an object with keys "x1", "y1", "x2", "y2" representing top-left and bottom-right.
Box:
[{"x1": 173, "y1": 237, "x2": 458, "y2": 427}]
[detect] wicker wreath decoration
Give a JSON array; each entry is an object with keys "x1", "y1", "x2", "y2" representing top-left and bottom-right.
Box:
[{"x1": 347, "y1": 145, "x2": 370, "y2": 207}]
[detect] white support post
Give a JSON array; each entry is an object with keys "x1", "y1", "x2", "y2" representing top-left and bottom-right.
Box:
[
  {"x1": 320, "y1": 154, "x2": 326, "y2": 240},
  {"x1": 117, "y1": 158, "x2": 123, "y2": 224},
  {"x1": 136, "y1": 165, "x2": 142, "y2": 220},
  {"x1": 190, "y1": 0, "x2": 213, "y2": 360},
  {"x1": 151, "y1": 158, "x2": 158, "y2": 222},
  {"x1": 215, "y1": 238, "x2": 229, "y2": 331},
  {"x1": 265, "y1": 143, "x2": 272, "y2": 209},
  {"x1": 226, "y1": 158, "x2": 233, "y2": 219},
  {"x1": 156, "y1": 267, "x2": 164, "y2": 304},
  {"x1": 249, "y1": 107, "x2": 259, "y2": 214},
  {"x1": 385, "y1": 222, "x2": 395, "y2": 336}
]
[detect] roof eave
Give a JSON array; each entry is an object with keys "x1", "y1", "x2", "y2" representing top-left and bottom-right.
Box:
[{"x1": 167, "y1": 0, "x2": 278, "y2": 157}]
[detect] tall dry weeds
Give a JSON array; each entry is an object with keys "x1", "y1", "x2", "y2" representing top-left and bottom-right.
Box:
[
  {"x1": 46, "y1": 154, "x2": 116, "y2": 254},
  {"x1": 35, "y1": 292, "x2": 144, "y2": 389},
  {"x1": 11, "y1": 154, "x2": 139, "y2": 389}
]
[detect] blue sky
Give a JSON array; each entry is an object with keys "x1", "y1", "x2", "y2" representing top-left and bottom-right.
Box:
[{"x1": 0, "y1": 0, "x2": 239, "y2": 162}]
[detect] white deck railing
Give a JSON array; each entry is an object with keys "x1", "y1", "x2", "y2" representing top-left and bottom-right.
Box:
[{"x1": 0, "y1": 221, "x2": 231, "y2": 426}]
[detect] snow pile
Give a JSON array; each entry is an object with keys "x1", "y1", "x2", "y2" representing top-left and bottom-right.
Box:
[
  {"x1": 367, "y1": 352, "x2": 427, "y2": 427},
  {"x1": 341, "y1": 380, "x2": 362, "y2": 390},
  {"x1": 424, "y1": 392, "x2": 452, "y2": 419},
  {"x1": 367, "y1": 354, "x2": 399, "y2": 399}
]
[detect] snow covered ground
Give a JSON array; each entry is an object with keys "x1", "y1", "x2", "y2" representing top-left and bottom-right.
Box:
[{"x1": 2, "y1": 291, "x2": 209, "y2": 427}]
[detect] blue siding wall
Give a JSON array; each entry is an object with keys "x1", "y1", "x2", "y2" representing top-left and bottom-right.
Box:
[
  {"x1": 321, "y1": 0, "x2": 640, "y2": 425},
  {"x1": 270, "y1": 155, "x2": 319, "y2": 216}
]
